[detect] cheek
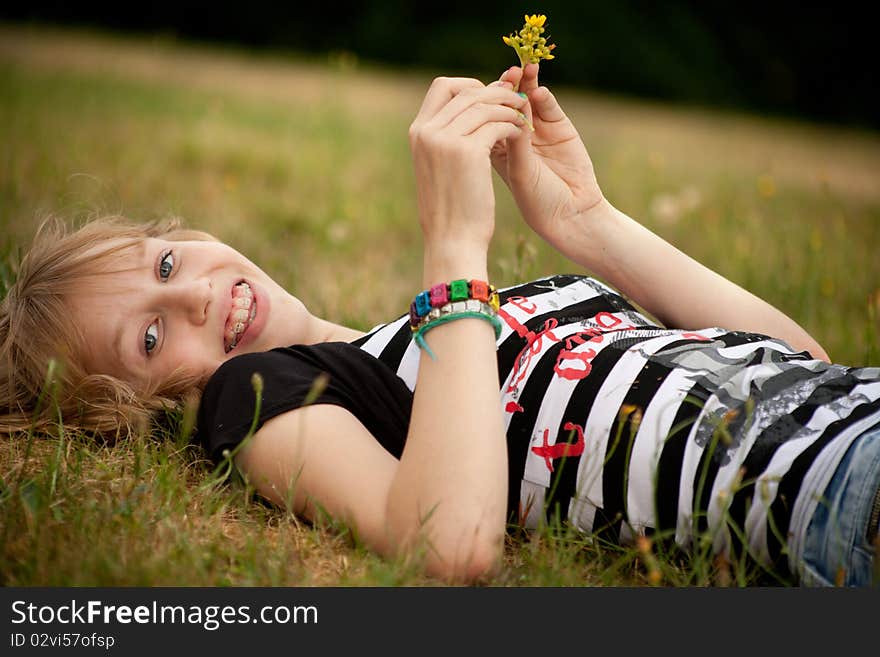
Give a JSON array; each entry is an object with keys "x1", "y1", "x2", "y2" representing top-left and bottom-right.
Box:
[{"x1": 162, "y1": 336, "x2": 223, "y2": 384}]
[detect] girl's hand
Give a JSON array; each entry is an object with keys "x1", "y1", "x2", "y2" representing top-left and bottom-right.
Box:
[
  {"x1": 409, "y1": 77, "x2": 529, "y2": 272},
  {"x1": 490, "y1": 64, "x2": 605, "y2": 245}
]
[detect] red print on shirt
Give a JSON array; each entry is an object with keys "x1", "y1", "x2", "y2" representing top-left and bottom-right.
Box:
[
  {"x1": 594, "y1": 311, "x2": 625, "y2": 330},
  {"x1": 498, "y1": 308, "x2": 561, "y2": 392},
  {"x1": 554, "y1": 348, "x2": 596, "y2": 380},
  {"x1": 553, "y1": 330, "x2": 603, "y2": 380},
  {"x1": 531, "y1": 422, "x2": 586, "y2": 472},
  {"x1": 499, "y1": 299, "x2": 636, "y2": 392},
  {"x1": 507, "y1": 296, "x2": 538, "y2": 314}
]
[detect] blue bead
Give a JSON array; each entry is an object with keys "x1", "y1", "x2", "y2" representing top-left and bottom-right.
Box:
[{"x1": 415, "y1": 291, "x2": 432, "y2": 316}]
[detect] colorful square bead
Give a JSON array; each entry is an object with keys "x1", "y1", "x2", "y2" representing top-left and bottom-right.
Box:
[
  {"x1": 415, "y1": 291, "x2": 432, "y2": 317},
  {"x1": 429, "y1": 283, "x2": 449, "y2": 307},
  {"x1": 409, "y1": 301, "x2": 420, "y2": 327},
  {"x1": 470, "y1": 279, "x2": 489, "y2": 302},
  {"x1": 450, "y1": 279, "x2": 469, "y2": 302}
]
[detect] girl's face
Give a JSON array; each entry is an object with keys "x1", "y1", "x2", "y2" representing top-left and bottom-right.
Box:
[{"x1": 69, "y1": 237, "x2": 315, "y2": 389}]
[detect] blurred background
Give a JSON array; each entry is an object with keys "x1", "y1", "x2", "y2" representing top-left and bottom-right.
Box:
[
  {"x1": 2, "y1": 0, "x2": 878, "y2": 130},
  {"x1": 1, "y1": 1, "x2": 878, "y2": 367},
  {"x1": 2, "y1": 0, "x2": 880, "y2": 588}
]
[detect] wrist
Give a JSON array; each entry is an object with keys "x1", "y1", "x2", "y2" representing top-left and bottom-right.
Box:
[
  {"x1": 422, "y1": 241, "x2": 489, "y2": 287},
  {"x1": 546, "y1": 198, "x2": 618, "y2": 272},
  {"x1": 567, "y1": 196, "x2": 614, "y2": 239}
]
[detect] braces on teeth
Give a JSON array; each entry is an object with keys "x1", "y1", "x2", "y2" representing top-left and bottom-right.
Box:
[{"x1": 226, "y1": 282, "x2": 255, "y2": 352}]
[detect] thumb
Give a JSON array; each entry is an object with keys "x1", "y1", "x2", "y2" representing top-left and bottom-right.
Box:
[
  {"x1": 518, "y1": 63, "x2": 540, "y2": 95},
  {"x1": 528, "y1": 86, "x2": 565, "y2": 123}
]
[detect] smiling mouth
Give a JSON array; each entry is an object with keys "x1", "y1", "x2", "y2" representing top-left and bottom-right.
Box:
[{"x1": 224, "y1": 281, "x2": 257, "y2": 353}]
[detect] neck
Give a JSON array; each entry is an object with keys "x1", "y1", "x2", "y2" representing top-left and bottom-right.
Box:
[{"x1": 308, "y1": 316, "x2": 364, "y2": 344}]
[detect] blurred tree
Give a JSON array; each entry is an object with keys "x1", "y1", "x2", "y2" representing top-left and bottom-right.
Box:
[{"x1": 1, "y1": 0, "x2": 876, "y2": 128}]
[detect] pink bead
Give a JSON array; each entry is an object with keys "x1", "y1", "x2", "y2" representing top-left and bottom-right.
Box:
[{"x1": 429, "y1": 283, "x2": 449, "y2": 307}]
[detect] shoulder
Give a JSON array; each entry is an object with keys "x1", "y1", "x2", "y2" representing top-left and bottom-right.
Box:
[
  {"x1": 199, "y1": 347, "x2": 312, "y2": 415},
  {"x1": 196, "y1": 342, "x2": 411, "y2": 460},
  {"x1": 206, "y1": 347, "x2": 300, "y2": 388},
  {"x1": 196, "y1": 343, "x2": 367, "y2": 459},
  {"x1": 203, "y1": 342, "x2": 373, "y2": 397}
]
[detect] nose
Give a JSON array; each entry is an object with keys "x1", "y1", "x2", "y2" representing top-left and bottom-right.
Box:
[{"x1": 167, "y1": 277, "x2": 212, "y2": 325}]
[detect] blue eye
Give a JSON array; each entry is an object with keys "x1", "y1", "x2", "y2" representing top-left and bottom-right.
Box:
[
  {"x1": 158, "y1": 251, "x2": 174, "y2": 281},
  {"x1": 144, "y1": 322, "x2": 159, "y2": 355}
]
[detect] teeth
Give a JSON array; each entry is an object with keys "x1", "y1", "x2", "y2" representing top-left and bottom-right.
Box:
[
  {"x1": 226, "y1": 324, "x2": 245, "y2": 352},
  {"x1": 225, "y1": 282, "x2": 256, "y2": 353}
]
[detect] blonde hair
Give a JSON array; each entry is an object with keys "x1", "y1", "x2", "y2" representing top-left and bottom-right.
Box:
[{"x1": 0, "y1": 215, "x2": 220, "y2": 440}]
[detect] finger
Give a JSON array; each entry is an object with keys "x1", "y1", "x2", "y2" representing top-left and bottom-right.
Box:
[
  {"x1": 488, "y1": 80, "x2": 514, "y2": 90},
  {"x1": 444, "y1": 102, "x2": 526, "y2": 137},
  {"x1": 471, "y1": 121, "x2": 526, "y2": 152},
  {"x1": 497, "y1": 66, "x2": 523, "y2": 89},
  {"x1": 489, "y1": 67, "x2": 517, "y2": 90},
  {"x1": 504, "y1": 105, "x2": 534, "y2": 169},
  {"x1": 425, "y1": 86, "x2": 527, "y2": 132},
  {"x1": 414, "y1": 77, "x2": 485, "y2": 123},
  {"x1": 498, "y1": 65, "x2": 534, "y2": 125},
  {"x1": 529, "y1": 86, "x2": 565, "y2": 123}
]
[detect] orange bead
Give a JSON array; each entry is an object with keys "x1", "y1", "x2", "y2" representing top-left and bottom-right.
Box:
[{"x1": 470, "y1": 279, "x2": 490, "y2": 302}]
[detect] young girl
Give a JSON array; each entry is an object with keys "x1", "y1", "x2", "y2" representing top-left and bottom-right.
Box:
[{"x1": 2, "y1": 64, "x2": 878, "y2": 586}]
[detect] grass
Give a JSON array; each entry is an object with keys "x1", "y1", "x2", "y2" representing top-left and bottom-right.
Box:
[{"x1": 1, "y1": 23, "x2": 878, "y2": 587}]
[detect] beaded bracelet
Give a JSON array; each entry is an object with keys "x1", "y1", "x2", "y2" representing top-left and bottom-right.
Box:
[
  {"x1": 411, "y1": 299, "x2": 502, "y2": 333},
  {"x1": 411, "y1": 295, "x2": 502, "y2": 359},
  {"x1": 409, "y1": 279, "x2": 500, "y2": 330},
  {"x1": 413, "y1": 302, "x2": 502, "y2": 359}
]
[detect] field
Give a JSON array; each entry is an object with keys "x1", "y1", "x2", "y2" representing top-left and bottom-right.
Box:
[{"x1": 1, "y1": 24, "x2": 879, "y2": 586}]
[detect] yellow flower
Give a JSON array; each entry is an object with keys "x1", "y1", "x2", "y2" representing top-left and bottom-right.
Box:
[{"x1": 502, "y1": 12, "x2": 557, "y2": 69}]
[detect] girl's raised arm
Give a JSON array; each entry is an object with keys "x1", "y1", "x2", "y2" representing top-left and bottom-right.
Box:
[
  {"x1": 493, "y1": 64, "x2": 829, "y2": 361},
  {"x1": 238, "y1": 77, "x2": 530, "y2": 583},
  {"x1": 563, "y1": 199, "x2": 830, "y2": 362}
]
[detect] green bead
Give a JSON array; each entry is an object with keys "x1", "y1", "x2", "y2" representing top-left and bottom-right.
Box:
[{"x1": 450, "y1": 279, "x2": 469, "y2": 302}]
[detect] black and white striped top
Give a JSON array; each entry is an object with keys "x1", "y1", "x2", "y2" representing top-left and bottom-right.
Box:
[{"x1": 353, "y1": 274, "x2": 880, "y2": 575}]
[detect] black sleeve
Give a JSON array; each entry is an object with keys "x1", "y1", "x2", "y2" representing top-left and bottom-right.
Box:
[{"x1": 195, "y1": 342, "x2": 412, "y2": 465}]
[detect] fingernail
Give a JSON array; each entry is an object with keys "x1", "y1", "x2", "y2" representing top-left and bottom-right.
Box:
[{"x1": 517, "y1": 92, "x2": 528, "y2": 99}]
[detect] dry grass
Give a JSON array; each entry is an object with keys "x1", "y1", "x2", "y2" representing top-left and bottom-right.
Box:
[{"x1": 1, "y1": 23, "x2": 878, "y2": 586}]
